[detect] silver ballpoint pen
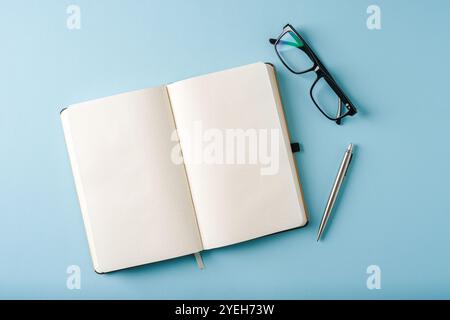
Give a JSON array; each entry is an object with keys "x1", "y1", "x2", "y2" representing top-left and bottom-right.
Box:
[{"x1": 317, "y1": 143, "x2": 354, "y2": 241}]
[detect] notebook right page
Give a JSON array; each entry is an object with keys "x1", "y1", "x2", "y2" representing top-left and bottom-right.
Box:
[{"x1": 167, "y1": 62, "x2": 308, "y2": 250}]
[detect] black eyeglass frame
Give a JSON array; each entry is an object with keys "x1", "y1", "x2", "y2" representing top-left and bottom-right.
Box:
[{"x1": 270, "y1": 24, "x2": 357, "y2": 124}]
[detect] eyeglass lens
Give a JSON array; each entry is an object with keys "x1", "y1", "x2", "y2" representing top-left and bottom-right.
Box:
[
  {"x1": 311, "y1": 77, "x2": 344, "y2": 120},
  {"x1": 276, "y1": 31, "x2": 314, "y2": 73}
]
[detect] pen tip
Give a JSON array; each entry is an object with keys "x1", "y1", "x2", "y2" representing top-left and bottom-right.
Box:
[{"x1": 348, "y1": 143, "x2": 353, "y2": 152}]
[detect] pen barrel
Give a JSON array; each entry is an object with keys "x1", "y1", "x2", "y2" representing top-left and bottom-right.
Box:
[
  {"x1": 317, "y1": 149, "x2": 353, "y2": 239},
  {"x1": 326, "y1": 151, "x2": 351, "y2": 210}
]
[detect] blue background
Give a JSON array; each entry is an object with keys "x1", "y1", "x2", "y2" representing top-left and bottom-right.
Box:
[{"x1": 1, "y1": 0, "x2": 449, "y2": 299}]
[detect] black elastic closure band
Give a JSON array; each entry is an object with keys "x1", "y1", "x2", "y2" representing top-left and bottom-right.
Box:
[{"x1": 291, "y1": 143, "x2": 300, "y2": 153}]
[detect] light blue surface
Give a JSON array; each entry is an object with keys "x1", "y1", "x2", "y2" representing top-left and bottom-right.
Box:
[{"x1": 1, "y1": 0, "x2": 449, "y2": 299}]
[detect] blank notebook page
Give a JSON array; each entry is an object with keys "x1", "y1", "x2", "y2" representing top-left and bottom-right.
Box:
[
  {"x1": 168, "y1": 63, "x2": 307, "y2": 250},
  {"x1": 61, "y1": 87, "x2": 203, "y2": 273}
]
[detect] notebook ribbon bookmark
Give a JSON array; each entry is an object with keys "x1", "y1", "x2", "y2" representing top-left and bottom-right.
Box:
[{"x1": 194, "y1": 253, "x2": 205, "y2": 270}]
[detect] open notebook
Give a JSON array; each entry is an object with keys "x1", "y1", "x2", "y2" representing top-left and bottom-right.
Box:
[{"x1": 61, "y1": 62, "x2": 308, "y2": 273}]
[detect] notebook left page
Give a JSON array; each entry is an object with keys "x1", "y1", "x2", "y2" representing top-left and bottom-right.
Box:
[{"x1": 61, "y1": 87, "x2": 203, "y2": 273}]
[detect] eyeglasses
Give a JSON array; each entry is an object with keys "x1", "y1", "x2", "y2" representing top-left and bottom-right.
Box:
[{"x1": 270, "y1": 24, "x2": 357, "y2": 125}]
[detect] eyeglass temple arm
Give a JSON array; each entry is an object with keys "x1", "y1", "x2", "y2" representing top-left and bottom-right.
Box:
[{"x1": 269, "y1": 38, "x2": 301, "y2": 48}]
